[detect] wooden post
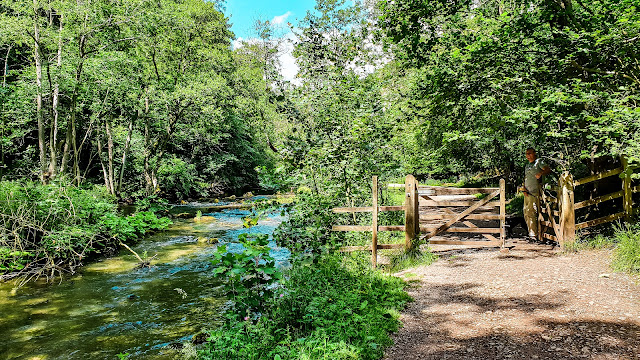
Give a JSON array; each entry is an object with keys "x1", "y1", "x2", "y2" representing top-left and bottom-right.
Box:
[
  {"x1": 537, "y1": 194, "x2": 543, "y2": 242},
  {"x1": 372, "y1": 176, "x2": 378, "y2": 268},
  {"x1": 499, "y1": 179, "x2": 506, "y2": 247},
  {"x1": 404, "y1": 175, "x2": 418, "y2": 250},
  {"x1": 559, "y1": 171, "x2": 575, "y2": 248},
  {"x1": 621, "y1": 155, "x2": 633, "y2": 222}
]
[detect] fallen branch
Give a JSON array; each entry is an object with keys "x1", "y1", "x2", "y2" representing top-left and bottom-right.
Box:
[{"x1": 119, "y1": 242, "x2": 155, "y2": 268}]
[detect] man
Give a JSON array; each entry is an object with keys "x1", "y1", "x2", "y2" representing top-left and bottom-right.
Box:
[{"x1": 520, "y1": 148, "x2": 551, "y2": 239}]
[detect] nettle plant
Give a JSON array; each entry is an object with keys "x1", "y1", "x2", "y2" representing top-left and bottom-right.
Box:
[{"x1": 212, "y1": 232, "x2": 282, "y2": 322}]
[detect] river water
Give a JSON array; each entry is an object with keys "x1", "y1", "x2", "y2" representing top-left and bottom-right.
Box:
[{"x1": 0, "y1": 207, "x2": 288, "y2": 359}]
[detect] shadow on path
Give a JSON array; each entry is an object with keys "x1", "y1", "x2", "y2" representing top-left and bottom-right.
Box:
[{"x1": 387, "y1": 281, "x2": 640, "y2": 360}]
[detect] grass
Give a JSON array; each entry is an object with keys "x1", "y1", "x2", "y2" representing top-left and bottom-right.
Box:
[
  {"x1": 562, "y1": 222, "x2": 640, "y2": 276},
  {"x1": 563, "y1": 233, "x2": 617, "y2": 252},
  {"x1": 612, "y1": 223, "x2": 640, "y2": 274},
  {"x1": 387, "y1": 247, "x2": 438, "y2": 271}
]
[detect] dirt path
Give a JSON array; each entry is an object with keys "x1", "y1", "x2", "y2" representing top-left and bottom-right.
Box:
[{"x1": 384, "y1": 239, "x2": 640, "y2": 360}]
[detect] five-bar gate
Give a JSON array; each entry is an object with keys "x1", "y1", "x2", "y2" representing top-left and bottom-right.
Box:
[{"x1": 332, "y1": 175, "x2": 506, "y2": 267}]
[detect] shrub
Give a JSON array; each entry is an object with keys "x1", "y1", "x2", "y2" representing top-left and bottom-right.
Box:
[
  {"x1": 273, "y1": 192, "x2": 343, "y2": 258},
  {"x1": 201, "y1": 255, "x2": 411, "y2": 360},
  {"x1": 0, "y1": 180, "x2": 171, "y2": 279},
  {"x1": 211, "y1": 233, "x2": 283, "y2": 322}
]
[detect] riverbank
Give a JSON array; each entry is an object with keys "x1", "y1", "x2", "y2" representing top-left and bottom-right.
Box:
[
  {"x1": 0, "y1": 208, "x2": 288, "y2": 359},
  {"x1": 0, "y1": 180, "x2": 171, "y2": 283}
]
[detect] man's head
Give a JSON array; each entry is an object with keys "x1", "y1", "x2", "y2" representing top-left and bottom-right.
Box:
[{"x1": 525, "y1": 147, "x2": 537, "y2": 163}]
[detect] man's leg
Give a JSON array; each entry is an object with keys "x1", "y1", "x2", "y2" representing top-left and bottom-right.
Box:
[{"x1": 523, "y1": 195, "x2": 538, "y2": 238}]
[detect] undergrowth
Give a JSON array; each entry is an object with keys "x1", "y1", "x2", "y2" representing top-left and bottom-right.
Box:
[
  {"x1": 0, "y1": 180, "x2": 171, "y2": 280},
  {"x1": 201, "y1": 255, "x2": 411, "y2": 360},
  {"x1": 612, "y1": 223, "x2": 640, "y2": 274}
]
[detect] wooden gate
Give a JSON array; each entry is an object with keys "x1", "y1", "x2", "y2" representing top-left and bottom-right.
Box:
[
  {"x1": 416, "y1": 178, "x2": 506, "y2": 247},
  {"x1": 332, "y1": 175, "x2": 506, "y2": 267}
]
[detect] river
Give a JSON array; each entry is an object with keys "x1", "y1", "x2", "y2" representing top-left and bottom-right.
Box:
[{"x1": 0, "y1": 206, "x2": 288, "y2": 359}]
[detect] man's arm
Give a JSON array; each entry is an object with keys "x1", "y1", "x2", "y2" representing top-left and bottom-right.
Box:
[{"x1": 535, "y1": 165, "x2": 551, "y2": 179}]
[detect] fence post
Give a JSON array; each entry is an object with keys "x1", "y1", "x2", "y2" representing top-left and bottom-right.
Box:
[
  {"x1": 560, "y1": 171, "x2": 575, "y2": 248},
  {"x1": 372, "y1": 176, "x2": 378, "y2": 268},
  {"x1": 499, "y1": 179, "x2": 506, "y2": 247},
  {"x1": 621, "y1": 155, "x2": 633, "y2": 222},
  {"x1": 404, "y1": 175, "x2": 418, "y2": 250}
]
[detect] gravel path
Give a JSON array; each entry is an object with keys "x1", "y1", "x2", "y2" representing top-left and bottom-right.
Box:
[{"x1": 384, "y1": 239, "x2": 640, "y2": 360}]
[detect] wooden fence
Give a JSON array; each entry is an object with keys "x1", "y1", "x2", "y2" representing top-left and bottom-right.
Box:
[
  {"x1": 333, "y1": 156, "x2": 637, "y2": 267},
  {"x1": 540, "y1": 155, "x2": 639, "y2": 246},
  {"x1": 332, "y1": 175, "x2": 506, "y2": 267}
]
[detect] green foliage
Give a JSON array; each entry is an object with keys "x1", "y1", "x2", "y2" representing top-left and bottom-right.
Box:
[
  {"x1": 0, "y1": 0, "x2": 274, "y2": 197},
  {"x1": 612, "y1": 223, "x2": 640, "y2": 274},
  {"x1": 157, "y1": 157, "x2": 202, "y2": 200},
  {"x1": 0, "y1": 180, "x2": 170, "y2": 277},
  {"x1": 201, "y1": 255, "x2": 411, "y2": 360},
  {"x1": 116, "y1": 353, "x2": 130, "y2": 360},
  {"x1": 211, "y1": 233, "x2": 283, "y2": 322},
  {"x1": 273, "y1": 192, "x2": 342, "y2": 258},
  {"x1": 0, "y1": 247, "x2": 34, "y2": 272},
  {"x1": 506, "y1": 193, "x2": 525, "y2": 216},
  {"x1": 100, "y1": 211, "x2": 172, "y2": 241},
  {"x1": 377, "y1": 0, "x2": 640, "y2": 178},
  {"x1": 135, "y1": 195, "x2": 170, "y2": 214},
  {"x1": 255, "y1": 165, "x2": 296, "y2": 192}
]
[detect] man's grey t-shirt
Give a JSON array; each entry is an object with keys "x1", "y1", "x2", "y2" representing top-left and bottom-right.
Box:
[{"x1": 524, "y1": 158, "x2": 547, "y2": 195}]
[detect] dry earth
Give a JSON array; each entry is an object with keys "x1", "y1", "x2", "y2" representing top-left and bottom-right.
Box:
[{"x1": 384, "y1": 239, "x2": 640, "y2": 360}]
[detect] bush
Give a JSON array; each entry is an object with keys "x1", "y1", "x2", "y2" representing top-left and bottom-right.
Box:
[
  {"x1": 0, "y1": 180, "x2": 171, "y2": 279},
  {"x1": 273, "y1": 192, "x2": 343, "y2": 258},
  {"x1": 211, "y1": 233, "x2": 282, "y2": 322},
  {"x1": 201, "y1": 255, "x2": 411, "y2": 360}
]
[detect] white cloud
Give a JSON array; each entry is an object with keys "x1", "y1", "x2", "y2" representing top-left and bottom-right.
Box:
[
  {"x1": 232, "y1": 37, "x2": 245, "y2": 50},
  {"x1": 271, "y1": 11, "x2": 292, "y2": 26},
  {"x1": 278, "y1": 37, "x2": 300, "y2": 84}
]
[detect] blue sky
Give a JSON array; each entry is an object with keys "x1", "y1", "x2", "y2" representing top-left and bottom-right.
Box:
[{"x1": 224, "y1": 0, "x2": 317, "y2": 39}]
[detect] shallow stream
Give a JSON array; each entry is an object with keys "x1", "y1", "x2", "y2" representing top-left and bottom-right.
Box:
[{"x1": 0, "y1": 207, "x2": 288, "y2": 359}]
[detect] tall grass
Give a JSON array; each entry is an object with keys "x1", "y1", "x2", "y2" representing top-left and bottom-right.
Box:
[{"x1": 612, "y1": 223, "x2": 640, "y2": 274}]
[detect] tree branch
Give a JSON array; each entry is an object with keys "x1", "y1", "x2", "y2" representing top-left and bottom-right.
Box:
[{"x1": 570, "y1": 59, "x2": 640, "y2": 86}]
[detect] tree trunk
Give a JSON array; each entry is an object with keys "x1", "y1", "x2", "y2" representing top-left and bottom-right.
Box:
[
  {"x1": 2, "y1": 45, "x2": 11, "y2": 87},
  {"x1": 48, "y1": 12, "x2": 63, "y2": 178},
  {"x1": 70, "y1": 34, "x2": 86, "y2": 186},
  {"x1": 118, "y1": 118, "x2": 133, "y2": 196},
  {"x1": 33, "y1": 0, "x2": 47, "y2": 182},
  {"x1": 96, "y1": 133, "x2": 110, "y2": 191},
  {"x1": 143, "y1": 95, "x2": 154, "y2": 195},
  {"x1": 106, "y1": 115, "x2": 115, "y2": 195},
  {"x1": 60, "y1": 128, "x2": 70, "y2": 174}
]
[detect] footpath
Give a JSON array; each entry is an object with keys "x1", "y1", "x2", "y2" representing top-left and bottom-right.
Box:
[{"x1": 384, "y1": 239, "x2": 640, "y2": 360}]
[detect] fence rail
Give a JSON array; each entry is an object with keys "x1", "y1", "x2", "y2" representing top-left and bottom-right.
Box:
[
  {"x1": 331, "y1": 175, "x2": 506, "y2": 267},
  {"x1": 540, "y1": 155, "x2": 638, "y2": 244}
]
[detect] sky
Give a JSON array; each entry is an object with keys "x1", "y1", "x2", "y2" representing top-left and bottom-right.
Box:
[
  {"x1": 223, "y1": 0, "x2": 318, "y2": 82},
  {"x1": 224, "y1": 0, "x2": 316, "y2": 40}
]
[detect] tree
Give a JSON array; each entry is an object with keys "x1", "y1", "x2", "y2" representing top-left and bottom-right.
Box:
[{"x1": 376, "y1": 0, "x2": 640, "y2": 179}]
